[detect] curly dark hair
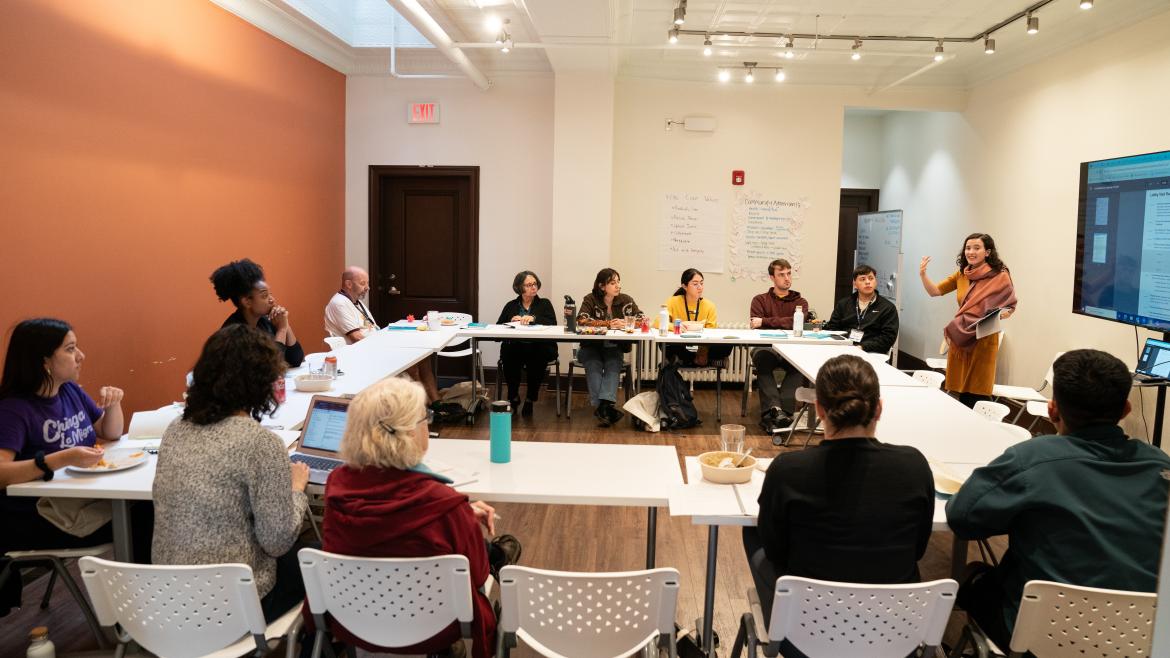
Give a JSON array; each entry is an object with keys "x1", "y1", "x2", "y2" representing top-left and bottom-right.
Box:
[
  {"x1": 0, "y1": 318, "x2": 72, "y2": 399},
  {"x1": 183, "y1": 324, "x2": 286, "y2": 425},
  {"x1": 210, "y1": 258, "x2": 265, "y2": 307},
  {"x1": 814, "y1": 354, "x2": 881, "y2": 431},
  {"x1": 955, "y1": 233, "x2": 1007, "y2": 272}
]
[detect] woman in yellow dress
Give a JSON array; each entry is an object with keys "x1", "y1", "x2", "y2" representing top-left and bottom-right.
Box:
[{"x1": 919, "y1": 233, "x2": 1017, "y2": 407}]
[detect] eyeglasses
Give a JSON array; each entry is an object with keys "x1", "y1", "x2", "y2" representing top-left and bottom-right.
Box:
[{"x1": 378, "y1": 414, "x2": 430, "y2": 435}]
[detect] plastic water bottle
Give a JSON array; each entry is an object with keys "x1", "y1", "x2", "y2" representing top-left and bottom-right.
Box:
[
  {"x1": 658, "y1": 305, "x2": 670, "y2": 336},
  {"x1": 793, "y1": 306, "x2": 804, "y2": 338},
  {"x1": 27, "y1": 627, "x2": 55, "y2": 658},
  {"x1": 489, "y1": 401, "x2": 511, "y2": 464}
]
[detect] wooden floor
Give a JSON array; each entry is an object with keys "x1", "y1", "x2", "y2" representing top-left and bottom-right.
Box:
[{"x1": 2, "y1": 386, "x2": 1009, "y2": 657}]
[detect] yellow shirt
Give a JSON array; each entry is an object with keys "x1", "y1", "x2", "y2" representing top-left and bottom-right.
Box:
[{"x1": 655, "y1": 295, "x2": 719, "y2": 328}]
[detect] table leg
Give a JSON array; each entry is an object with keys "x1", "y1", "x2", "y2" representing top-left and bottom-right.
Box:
[
  {"x1": 702, "y1": 525, "x2": 719, "y2": 655},
  {"x1": 635, "y1": 341, "x2": 643, "y2": 395},
  {"x1": 951, "y1": 533, "x2": 969, "y2": 580},
  {"x1": 645, "y1": 507, "x2": 657, "y2": 569},
  {"x1": 112, "y1": 500, "x2": 134, "y2": 563}
]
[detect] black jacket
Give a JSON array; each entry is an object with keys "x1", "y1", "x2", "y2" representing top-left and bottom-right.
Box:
[
  {"x1": 823, "y1": 292, "x2": 899, "y2": 355},
  {"x1": 496, "y1": 295, "x2": 557, "y2": 326}
]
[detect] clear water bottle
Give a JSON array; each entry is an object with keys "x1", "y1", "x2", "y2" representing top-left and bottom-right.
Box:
[
  {"x1": 793, "y1": 306, "x2": 804, "y2": 338},
  {"x1": 27, "y1": 627, "x2": 55, "y2": 658},
  {"x1": 658, "y1": 305, "x2": 670, "y2": 336}
]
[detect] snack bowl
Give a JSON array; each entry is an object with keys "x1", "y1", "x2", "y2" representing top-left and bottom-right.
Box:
[
  {"x1": 681, "y1": 321, "x2": 705, "y2": 333},
  {"x1": 698, "y1": 451, "x2": 757, "y2": 484},
  {"x1": 294, "y1": 373, "x2": 334, "y2": 392}
]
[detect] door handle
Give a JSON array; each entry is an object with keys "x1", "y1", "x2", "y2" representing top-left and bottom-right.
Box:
[{"x1": 388, "y1": 286, "x2": 401, "y2": 295}]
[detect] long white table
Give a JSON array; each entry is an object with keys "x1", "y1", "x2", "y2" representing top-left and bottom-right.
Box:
[{"x1": 774, "y1": 343, "x2": 927, "y2": 387}]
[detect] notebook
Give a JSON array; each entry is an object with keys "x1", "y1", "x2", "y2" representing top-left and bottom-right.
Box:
[
  {"x1": 1135, "y1": 338, "x2": 1170, "y2": 382},
  {"x1": 290, "y1": 395, "x2": 351, "y2": 484}
]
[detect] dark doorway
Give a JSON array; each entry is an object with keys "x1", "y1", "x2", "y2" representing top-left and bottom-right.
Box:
[
  {"x1": 835, "y1": 188, "x2": 880, "y2": 303},
  {"x1": 369, "y1": 166, "x2": 479, "y2": 374}
]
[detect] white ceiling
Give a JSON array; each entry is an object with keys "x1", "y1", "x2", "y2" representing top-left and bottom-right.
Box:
[{"x1": 217, "y1": 0, "x2": 1170, "y2": 89}]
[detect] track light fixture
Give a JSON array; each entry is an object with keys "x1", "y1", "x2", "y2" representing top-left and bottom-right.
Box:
[
  {"x1": 984, "y1": 36, "x2": 996, "y2": 54},
  {"x1": 784, "y1": 37, "x2": 795, "y2": 59},
  {"x1": 1026, "y1": 13, "x2": 1039, "y2": 34},
  {"x1": 934, "y1": 40, "x2": 945, "y2": 62},
  {"x1": 493, "y1": 18, "x2": 512, "y2": 53},
  {"x1": 717, "y1": 68, "x2": 731, "y2": 82},
  {"x1": 668, "y1": 28, "x2": 679, "y2": 44},
  {"x1": 716, "y1": 61, "x2": 785, "y2": 84},
  {"x1": 851, "y1": 39, "x2": 862, "y2": 60},
  {"x1": 673, "y1": 6, "x2": 686, "y2": 25},
  {"x1": 774, "y1": 69, "x2": 786, "y2": 82},
  {"x1": 744, "y1": 68, "x2": 754, "y2": 83},
  {"x1": 1080, "y1": 0, "x2": 1094, "y2": 9},
  {"x1": 703, "y1": 36, "x2": 712, "y2": 57}
]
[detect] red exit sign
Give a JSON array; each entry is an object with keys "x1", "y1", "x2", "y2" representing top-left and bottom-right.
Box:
[{"x1": 408, "y1": 102, "x2": 440, "y2": 124}]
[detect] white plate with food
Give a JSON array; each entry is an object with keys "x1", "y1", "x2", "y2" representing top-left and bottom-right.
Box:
[{"x1": 67, "y1": 448, "x2": 149, "y2": 474}]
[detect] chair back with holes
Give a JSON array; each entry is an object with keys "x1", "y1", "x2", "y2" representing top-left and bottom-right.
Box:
[
  {"x1": 912, "y1": 370, "x2": 945, "y2": 388},
  {"x1": 79, "y1": 556, "x2": 268, "y2": 658},
  {"x1": 768, "y1": 576, "x2": 957, "y2": 658},
  {"x1": 1009, "y1": 580, "x2": 1155, "y2": 657},
  {"x1": 973, "y1": 401, "x2": 1010, "y2": 422},
  {"x1": 439, "y1": 312, "x2": 474, "y2": 327},
  {"x1": 298, "y1": 549, "x2": 473, "y2": 648},
  {"x1": 499, "y1": 565, "x2": 680, "y2": 658}
]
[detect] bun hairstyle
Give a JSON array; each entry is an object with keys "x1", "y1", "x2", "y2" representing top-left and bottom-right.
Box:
[
  {"x1": 674, "y1": 268, "x2": 703, "y2": 297},
  {"x1": 814, "y1": 354, "x2": 881, "y2": 430},
  {"x1": 210, "y1": 258, "x2": 265, "y2": 307}
]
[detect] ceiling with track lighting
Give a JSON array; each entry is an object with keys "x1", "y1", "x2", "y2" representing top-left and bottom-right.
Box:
[{"x1": 214, "y1": 0, "x2": 1170, "y2": 90}]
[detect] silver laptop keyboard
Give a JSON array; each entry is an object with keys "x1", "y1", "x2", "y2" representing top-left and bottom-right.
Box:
[{"x1": 290, "y1": 453, "x2": 341, "y2": 471}]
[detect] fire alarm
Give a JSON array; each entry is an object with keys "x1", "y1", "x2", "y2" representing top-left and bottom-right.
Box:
[{"x1": 732, "y1": 170, "x2": 745, "y2": 186}]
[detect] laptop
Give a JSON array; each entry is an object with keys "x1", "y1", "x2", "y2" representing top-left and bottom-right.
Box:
[
  {"x1": 289, "y1": 395, "x2": 351, "y2": 485},
  {"x1": 1135, "y1": 338, "x2": 1170, "y2": 383}
]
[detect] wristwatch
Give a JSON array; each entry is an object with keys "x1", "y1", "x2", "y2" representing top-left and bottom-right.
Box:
[{"x1": 34, "y1": 450, "x2": 54, "y2": 481}]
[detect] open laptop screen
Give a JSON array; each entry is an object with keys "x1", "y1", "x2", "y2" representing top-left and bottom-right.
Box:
[
  {"x1": 1136, "y1": 338, "x2": 1170, "y2": 378},
  {"x1": 300, "y1": 399, "x2": 349, "y2": 453}
]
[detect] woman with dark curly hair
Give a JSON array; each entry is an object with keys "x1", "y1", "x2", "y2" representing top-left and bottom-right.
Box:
[
  {"x1": 210, "y1": 258, "x2": 305, "y2": 367},
  {"x1": 153, "y1": 324, "x2": 311, "y2": 622},
  {"x1": 919, "y1": 233, "x2": 1018, "y2": 407}
]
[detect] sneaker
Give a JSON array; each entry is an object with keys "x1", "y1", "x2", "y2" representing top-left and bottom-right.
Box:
[
  {"x1": 770, "y1": 411, "x2": 795, "y2": 433},
  {"x1": 604, "y1": 403, "x2": 626, "y2": 425}
]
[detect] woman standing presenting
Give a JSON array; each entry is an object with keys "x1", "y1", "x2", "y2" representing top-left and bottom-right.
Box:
[{"x1": 920, "y1": 233, "x2": 1017, "y2": 407}]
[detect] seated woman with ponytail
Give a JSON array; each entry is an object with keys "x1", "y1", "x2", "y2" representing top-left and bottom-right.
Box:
[{"x1": 741, "y1": 354, "x2": 935, "y2": 633}]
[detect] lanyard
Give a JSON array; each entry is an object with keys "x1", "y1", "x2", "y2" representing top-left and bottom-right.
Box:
[
  {"x1": 346, "y1": 291, "x2": 377, "y2": 329},
  {"x1": 855, "y1": 297, "x2": 873, "y2": 326},
  {"x1": 684, "y1": 298, "x2": 701, "y2": 321}
]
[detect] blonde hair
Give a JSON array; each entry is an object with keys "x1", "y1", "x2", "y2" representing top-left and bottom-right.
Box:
[{"x1": 339, "y1": 376, "x2": 427, "y2": 469}]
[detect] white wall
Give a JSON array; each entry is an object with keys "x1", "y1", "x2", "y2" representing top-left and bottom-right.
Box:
[
  {"x1": 610, "y1": 80, "x2": 963, "y2": 327},
  {"x1": 841, "y1": 113, "x2": 885, "y2": 189},
  {"x1": 345, "y1": 76, "x2": 554, "y2": 363}
]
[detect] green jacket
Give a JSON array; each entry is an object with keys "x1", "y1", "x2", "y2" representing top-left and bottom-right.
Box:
[{"x1": 946, "y1": 424, "x2": 1170, "y2": 633}]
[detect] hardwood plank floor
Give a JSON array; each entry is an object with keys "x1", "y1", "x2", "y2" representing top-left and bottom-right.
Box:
[{"x1": 1, "y1": 386, "x2": 1005, "y2": 657}]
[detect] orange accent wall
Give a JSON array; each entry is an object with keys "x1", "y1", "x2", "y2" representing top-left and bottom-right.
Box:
[{"x1": 0, "y1": 0, "x2": 345, "y2": 414}]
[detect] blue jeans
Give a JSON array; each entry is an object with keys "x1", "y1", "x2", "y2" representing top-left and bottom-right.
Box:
[{"x1": 578, "y1": 343, "x2": 623, "y2": 407}]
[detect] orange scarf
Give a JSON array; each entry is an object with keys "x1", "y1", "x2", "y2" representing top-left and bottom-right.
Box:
[{"x1": 945, "y1": 264, "x2": 1017, "y2": 349}]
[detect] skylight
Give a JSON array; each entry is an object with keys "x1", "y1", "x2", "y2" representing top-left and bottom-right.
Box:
[{"x1": 284, "y1": 0, "x2": 432, "y2": 48}]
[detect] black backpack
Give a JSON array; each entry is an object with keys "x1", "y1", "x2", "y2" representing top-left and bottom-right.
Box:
[{"x1": 655, "y1": 359, "x2": 700, "y2": 430}]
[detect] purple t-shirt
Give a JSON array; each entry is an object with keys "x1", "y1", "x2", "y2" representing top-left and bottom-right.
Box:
[{"x1": 0, "y1": 382, "x2": 104, "y2": 461}]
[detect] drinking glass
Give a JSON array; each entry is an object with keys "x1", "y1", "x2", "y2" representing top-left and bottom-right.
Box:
[{"x1": 720, "y1": 424, "x2": 746, "y2": 454}]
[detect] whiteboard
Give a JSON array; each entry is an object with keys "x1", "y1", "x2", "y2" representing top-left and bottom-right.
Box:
[{"x1": 856, "y1": 210, "x2": 903, "y2": 307}]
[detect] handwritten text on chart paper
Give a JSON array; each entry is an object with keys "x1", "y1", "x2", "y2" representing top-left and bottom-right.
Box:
[{"x1": 660, "y1": 192, "x2": 725, "y2": 273}]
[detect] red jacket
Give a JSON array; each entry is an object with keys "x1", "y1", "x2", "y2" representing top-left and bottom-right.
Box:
[
  {"x1": 314, "y1": 465, "x2": 495, "y2": 658},
  {"x1": 750, "y1": 288, "x2": 809, "y2": 329}
]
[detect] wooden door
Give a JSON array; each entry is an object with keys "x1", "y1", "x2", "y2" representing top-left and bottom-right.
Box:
[
  {"x1": 368, "y1": 165, "x2": 479, "y2": 363},
  {"x1": 835, "y1": 188, "x2": 880, "y2": 303}
]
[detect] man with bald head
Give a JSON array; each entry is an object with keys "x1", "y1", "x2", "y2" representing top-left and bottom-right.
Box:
[
  {"x1": 325, "y1": 266, "x2": 377, "y2": 342},
  {"x1": 324, "y1": 266, "x2": 440, "y2": 401}
]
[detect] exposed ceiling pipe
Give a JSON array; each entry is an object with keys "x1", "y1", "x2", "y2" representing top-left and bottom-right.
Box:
[{"x1": 383, "y1": 0, "x2": 491, "y2": 90}]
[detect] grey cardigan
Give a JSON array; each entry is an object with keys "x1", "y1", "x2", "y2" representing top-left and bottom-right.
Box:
[{"x1": 152, "y1": 416, "x2": 308, "y2": 597}]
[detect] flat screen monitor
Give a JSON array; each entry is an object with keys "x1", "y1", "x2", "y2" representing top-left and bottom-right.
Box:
[{"x1": 1073, "y1": 149, "x2": 1170, "y2": 331}]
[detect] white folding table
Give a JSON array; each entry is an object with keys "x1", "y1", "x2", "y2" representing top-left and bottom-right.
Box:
[{"x1": 773, "y1": 342, "x2": 927, "y2": 387}]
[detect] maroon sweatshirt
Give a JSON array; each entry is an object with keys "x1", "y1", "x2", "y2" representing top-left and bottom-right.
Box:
[
  {"x1": 749, "y1": 288, "x2": 809, "y2": 329},
  {"x1": 312, "y1": 465, "x2": 495, "y2": 658}
]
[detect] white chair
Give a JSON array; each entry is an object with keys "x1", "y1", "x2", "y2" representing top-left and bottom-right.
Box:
[
  {"x1": 992, "y1": 352, "x2": 1062, "y2": 423},
  {"x1": 2, "y1": 544, "x2": 114, "y2": 648},
  {"x1": 79, "y1": 556, "x2": 303, "y2": 658},
  {"x1": 973, "y1": 400, "x2": 1010, "y2": 422},
  {"x1": 925, "y1": 357, "x2": 948, "y2": 371},
  {"x1": 1023, "y1": 399, "x2": 1050, "y2": 432},
  {"x1": 952, "y1": 580, "x2": 1156, "y2": 658},
  {"x1": 323, "y1": 336, "x2": 347, "y2": 352},
  {"x1": 732, "y1": 576, "x2": 957, "y2": 658},
  {"x1": 497, "y1": 565, "x2": 680, "y2": 658},
  {"x1": 298, "y1": 549, "x2": 475, "y2": 658},
  {"x1": 777, "y1": 387, "x2": 819, "y2": 448},
  {"x1": 912, "y1": 370, "x2": 946, "y2": 388}
]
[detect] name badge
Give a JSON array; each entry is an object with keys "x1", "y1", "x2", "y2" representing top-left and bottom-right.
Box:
[{"x1": 849, "y1": 329, "x2": 864, "y2": 342}]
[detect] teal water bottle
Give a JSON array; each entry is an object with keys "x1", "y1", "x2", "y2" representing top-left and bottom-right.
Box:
[{"x1": 489, "y1": 400, "x2": 511, "y2": 463}]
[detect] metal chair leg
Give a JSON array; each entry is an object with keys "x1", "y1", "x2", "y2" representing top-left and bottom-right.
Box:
[
  {"x1": 50, "y1": 557, "x2": 107, "y2": 649},
  {"x1": 39, "y1": 564, "x2": 58, "y2": 609},
  {"x1": 495, "y1": 358, "x2": 504, "y2": 402},
  {"x1": 553, "y1": 360, "x2": 562, "y2": 417},
  {"x1": 565, "y1": 360, "x2": 575, "y2": 419},
  {"x1": 715, "y1": 365, "x2": 723, "y2": 424}
]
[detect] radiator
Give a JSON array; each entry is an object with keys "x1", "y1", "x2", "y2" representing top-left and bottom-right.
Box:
[{"x1": 635, "y1": 322, "x2": 755, "y2": 384}]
